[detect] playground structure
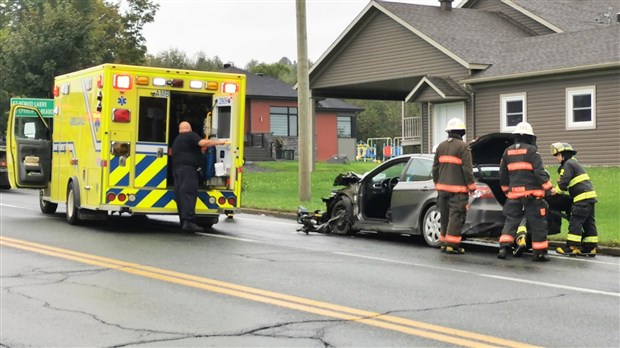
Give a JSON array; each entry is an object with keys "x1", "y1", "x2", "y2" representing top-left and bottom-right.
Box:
[{"x1": 356, "y1": 137, "x2": 403, "y2": 162}]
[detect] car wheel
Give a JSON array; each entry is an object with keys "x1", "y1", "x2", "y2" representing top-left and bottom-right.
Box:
[
  {"x1": 329, "y1": 199, "x2": 353, "y2": 235},
  {"x1": 422, "y1": 205, "x2": 442, "y2": 247},
  {"x1": 39, "y1": 189, "x2": 58, "y2": 214},
  {"x1": 66, "y1": 182, "x2": 80, "y2": 225}
]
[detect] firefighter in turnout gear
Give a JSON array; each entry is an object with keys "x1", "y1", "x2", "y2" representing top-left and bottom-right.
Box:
[
  {"x1": 432, "y1": 118, "x2": 476, "y2": 254},
  {"x1": 551, "y1": 142, "x2": 598, "y2": 257},
  {"x1": 498, "y1": 122, "x2": 553, "y2": 262}
]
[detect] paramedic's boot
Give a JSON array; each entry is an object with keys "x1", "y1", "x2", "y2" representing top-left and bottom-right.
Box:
[
  {"x1": 497, "y1": 246, "x2": 510, "y2": 260},
  {"x1": 513, "y1": 233, "x2": 527, "y2": 257},
  {"x1": 182, "y1": 222, "x2": 204, "y2": 233},
  {"x1": 445, "y1": 246, "x2": 465, "y2": 255},
  {"x1": 556, "y1": 245, "x2": 581, "y2": 256},
  {"x1": 532, "y1": 250, "x2": 550, "y2": 262},
  {"x1": 578, "y1": 247, "x2": 597, "y2": 258}
]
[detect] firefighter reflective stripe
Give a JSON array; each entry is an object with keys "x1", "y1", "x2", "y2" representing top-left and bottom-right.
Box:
[
  {"x1": 506, "y1": 186, "x2": 545, "y2": 198},
  {"x1": 517, "y1": 225, "x2": 527, "y2": 234},
  {"x1": 532, "y1": 241, "x2": 549, "y2": 250},
  {"x1": 438, "y1": 155, "x2": 462, "y2": 165},
  {"x1": 567, "y1": 233, "x2": 582, "y2": 243},
  {"x1": 445, "y1": 234, "x2": 462, "y2": 243},
  {"x1": 554, "y1": 184, "x2": 570, "y2": 195},
  {"x1": 499, "y1": 234, "x2": 514, "y2": 243},
  {"x1": 569, "y1": 173, "x2": 590, "y2": 187},
  {"x1": 501, "y1": 185, "x2": 509, "y2": 192},
  {"x1": 507, "y1": 191, "x2": 545, "y2": 198},
  {"x1": 109, "y1": 155, "x2": 130, "y2": 186},
  {"x1": 583, "y1": 236, "x2": 599, "y2": 243},
  {"x1": 507, "y1": 162, "x2": 534, "y2": 171},
  {"x1": 542, "y1": 181, "x2": 553, "y2": 190},
  {"x1": 507, "y1": 149, "x2": 528, "y2": 155},
  {"x1": 435, "y1": 183, "x2": 468, "y2": 193},
  {"x1": 439, "y1": 234, "x2": 446, "y2": 242},
  {"x1": 574, "y1": 191, "x2": 597, "y2": 202},
  {"x1": 467, "y1": 182, "x2": 476, "y2": 191},
  {"x1": 134, "y1": 154, "x2": 167, "y2": 188}
]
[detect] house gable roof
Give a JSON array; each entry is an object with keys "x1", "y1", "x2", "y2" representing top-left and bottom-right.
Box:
[{"x1": 406, "y1": 76, "x2": 470, "y2": 102}]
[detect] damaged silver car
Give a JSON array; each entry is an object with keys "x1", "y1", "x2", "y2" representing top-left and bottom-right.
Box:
[{"x1": 298, "y1": 133, "x2": 570, "y2": 248}]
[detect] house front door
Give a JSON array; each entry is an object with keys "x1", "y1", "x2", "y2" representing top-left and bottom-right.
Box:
[{"x1": 432, "y1": 102, "x2": 465, "y2": 151}]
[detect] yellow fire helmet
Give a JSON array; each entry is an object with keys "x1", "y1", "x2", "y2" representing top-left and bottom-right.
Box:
[{"x1": 550, "y1": 142, "x2": 577, "y2": 156}]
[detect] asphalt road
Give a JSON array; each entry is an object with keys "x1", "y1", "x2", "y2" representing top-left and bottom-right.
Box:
[{"x1": 1, "y1": 189, "x2": 619, "y2": 347}]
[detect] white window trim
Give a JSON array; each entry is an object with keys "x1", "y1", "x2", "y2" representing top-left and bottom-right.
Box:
[
  {"x1": 500, "y1": 92, "x2": 527, "y2": 132},
  {"x1": 566, "y1": 86, "x2": 596, "y2": 130}
]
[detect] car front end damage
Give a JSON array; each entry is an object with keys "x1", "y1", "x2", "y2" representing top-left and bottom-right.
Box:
[{"x1": 296, "y1": 172, "x2": 361, "y2": 234}]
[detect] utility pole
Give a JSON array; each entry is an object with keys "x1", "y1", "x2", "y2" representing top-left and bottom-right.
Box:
[{"x1": 296, "y1": 0, "x2": 312, "y2": 201}]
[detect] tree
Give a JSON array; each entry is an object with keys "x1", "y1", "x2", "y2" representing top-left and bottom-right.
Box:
[
  {"x1": 347, "y1": 100, "x2": 420, "y2": 142},
  {"x1": 0, "y1": 0, "x2": 159, "y2": 140}
]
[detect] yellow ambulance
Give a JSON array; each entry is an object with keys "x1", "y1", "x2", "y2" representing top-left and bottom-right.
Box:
[{"x1": 6, "y1": 64, "x2": 246, "y2": 227}]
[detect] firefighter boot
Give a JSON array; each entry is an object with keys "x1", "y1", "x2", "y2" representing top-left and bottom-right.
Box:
[
  {"x1": 556, "y1": 245, "x2": 581, "y2": 256},
  {"x1": 445, "y1": 246, "x2": 465, "y2": 255},
  {"x1": 579, "y1": 248, "x2": 597, "y2": 258},
  {"x1": 532, "y1": 250, "x2": 550, "y2": 262},
  {"x1": 497, "y1": 246, "x2": 510, "y2": 260},
  {"x1": 513, "y1": 233, "x2": 527, "y2": 257}
]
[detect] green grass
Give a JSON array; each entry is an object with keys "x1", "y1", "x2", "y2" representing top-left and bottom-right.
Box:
[{"x1": 242, "y1": 161, "x2": 619, "y2": 247}]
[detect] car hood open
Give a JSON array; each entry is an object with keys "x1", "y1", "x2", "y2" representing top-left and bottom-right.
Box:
[
  {"x1": 333, "y1": 172, "x2": 362, "y2": 186},
  {"x1": 469, "y1": 133, "x2": 516, "y2": 165}
]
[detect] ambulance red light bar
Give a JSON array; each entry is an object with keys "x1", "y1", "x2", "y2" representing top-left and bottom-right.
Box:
[
  {"x1": 112, "y1": 108, "x2": 131, "y2": 123},
  {"x1": 53, "y1": 85, "x2": 60, "y2": 97},
  {"x1": 222, "y1": 82, "x2": 238, "y2": 94},
  {"x1": 113, "y1": 74, "x2": 132, "y2": 90}
]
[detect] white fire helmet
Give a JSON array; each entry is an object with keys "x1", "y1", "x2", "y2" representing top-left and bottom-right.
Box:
[
  {"x1": 445, "y1": 118, "x2": 466, "y2": 132},
  {"x1": 512, "y1": 121, "x2": 535, "y2": 136}
]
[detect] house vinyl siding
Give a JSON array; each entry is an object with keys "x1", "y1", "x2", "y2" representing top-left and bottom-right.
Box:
[
  {"x1": 471, "y1": 69, "x2": 620, "y2": 165},
  {"x1": 466, "y1": 0, "x2": 555, "y2": 35},
  {"x1": 311, "y1": 10, "x2": 469, "y2": 89}
]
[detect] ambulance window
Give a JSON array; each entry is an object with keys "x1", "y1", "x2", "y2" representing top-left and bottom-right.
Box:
[
  {"x1": 139, "y1": 97, "x2": 167, "y2": 142},
  {"x1": 16, "y1": 116, "x2": 48, "y2": 140},
  {"x1": 216, "y1": 106, "x2": 231, "y2": 139}
]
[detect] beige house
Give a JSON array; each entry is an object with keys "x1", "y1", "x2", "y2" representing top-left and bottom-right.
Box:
[{"x1": 309, "y1": 0, "x2": 620, "y2": 165}]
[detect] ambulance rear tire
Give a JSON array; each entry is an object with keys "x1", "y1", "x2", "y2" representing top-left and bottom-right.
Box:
[
  {"x1": 39, "y1": 190, "x2": 58, "y2": 214},
  {"x1": 66, "y1": 182, "x2": 80, "y2": 225}
]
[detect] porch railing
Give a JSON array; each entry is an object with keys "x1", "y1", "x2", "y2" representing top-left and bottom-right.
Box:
[{"x1": 402, "y1": 117, "x2": 422, "y2": 145}]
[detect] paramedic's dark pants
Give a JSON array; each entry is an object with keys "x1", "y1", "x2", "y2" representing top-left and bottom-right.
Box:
[
  {"x1": 500, "y1": 197, "x2": 548, "y2": 252},
  {"x1": 567, "y1": 201, "x2": 598, "y2": 249},
  {"x1": 173, "y1": 165, "x2": 200, "y2": 225},
  {"x1": 437, "y1": 191, "x2": 468, "y2": 246}
]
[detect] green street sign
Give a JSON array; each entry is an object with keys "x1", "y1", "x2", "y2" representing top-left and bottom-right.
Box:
[{"x1": 10, "y1": 98, "x2": 54, "y2": 118}]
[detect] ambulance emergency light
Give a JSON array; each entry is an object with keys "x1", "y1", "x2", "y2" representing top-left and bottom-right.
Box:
[
  {"x1": 113, "y1": 75, "x2": 132, "y2": 90},
  {"x1": 222, "y1": 83, "x2": 238, "y2": 94},
  {"x1": 189, "y1": 80, "x2": 203, "y2": 89},
  {"x1": 152, "y1": 77, "x2": 166, "y2": 86}
]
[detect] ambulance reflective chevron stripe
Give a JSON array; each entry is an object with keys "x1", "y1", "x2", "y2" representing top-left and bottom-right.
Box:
[
  {"x1": 105, "y1": 188, "x2": 236, "y2": 210},
  {"x1": 134, "y1": 154, "x2": 167, "y2": 188},
  {"x1": 109, "y1": 155, "x2": 130, "y2": 187}
]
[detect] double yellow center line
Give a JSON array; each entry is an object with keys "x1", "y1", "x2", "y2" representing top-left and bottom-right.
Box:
[{"x1": 1, "y1": 236, "x2": 539, "y2": 348}]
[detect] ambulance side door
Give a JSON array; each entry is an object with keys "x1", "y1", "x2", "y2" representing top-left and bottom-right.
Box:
[
  {"x1": 134, "y1": 89, "x2": 169, "y2": 189},
  {"x1": 6, "y1": 105, "x2": 52, "y2": 188}
]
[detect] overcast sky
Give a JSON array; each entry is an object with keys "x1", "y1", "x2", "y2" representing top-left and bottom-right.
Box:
[{"x1": 141, "y1": 0, "x2": 442, "y2": 68}]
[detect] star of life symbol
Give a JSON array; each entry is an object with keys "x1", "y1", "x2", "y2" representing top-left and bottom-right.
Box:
[{"x1": 118, "y1": 96, "x2": 127, "y2": 106}]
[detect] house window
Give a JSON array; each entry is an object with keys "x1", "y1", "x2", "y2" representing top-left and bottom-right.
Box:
[
  {"x1": 500, "y1": 93, "x2": 526, "y2": 132},
  {"x1": 337, "y1": 115, "x2": 352, "y2": 138},
  {"x1": 270, "y1": 106, "x2": 297, "y2": 136},
  {"x1": 566, "y1": 86, "x2": 595, "y2": 130}
]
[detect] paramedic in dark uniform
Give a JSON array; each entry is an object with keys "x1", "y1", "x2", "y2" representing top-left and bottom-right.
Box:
[{"x1": 171, "y1": 121, "x2": 227, "y2": 233}]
